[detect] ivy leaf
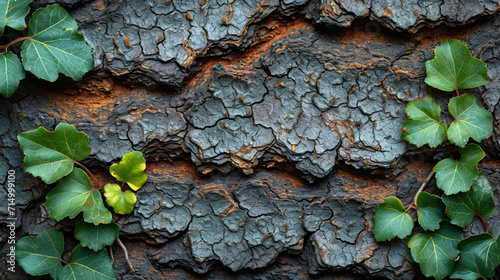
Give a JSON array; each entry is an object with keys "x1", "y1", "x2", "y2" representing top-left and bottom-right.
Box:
[
  {"x1": 103, "y1": 183, "x2": 137, "y2": 215},
  {"x1": 451, "y1": 233, "x2": 500, "y2": 280},
  {"x1": 447, "y1": 93, "x2": 493, "y2": 147},
  {"x1": 46, "y1": 168, "x2": 112, "y2": 225},
  {"x1": 75, "y1": 216, "x2": 120, "y2": 251},
  {"x1": 442, "y1": 174, "x2": 495, "y2": 228},
  {"x1": 416, "y1": 191, "x2": 445, "y2": 231},
  {"x1": 0, "y1": 0, "x2": 32, "y2": 36},
  {"x1": 408, "y1": 221, "x2": 464, "y2": 280},
  {"x1": 109, "y1": 151, "x2": 147, "y2": 191},
  {"x1": 433, "y1": 144, "x2": 484, "y2": 195},
  {"x1": 20, "y1": 4, "x2": 94, "y2": 82},
  {"x1": 372, "y1": 196, "x2": 414, "y2": 242},
  {"x1": 57, "y1": 244, "x2": 116, "y2": 280},
  {"x1": 16, "y1": 229, "x2": 63, "y2": 278},
  {"x1": 17, "y1": 122, "x2": 91, "y2": 184},
  {"x1": 425, "y1": 39, "x2": 488, "y2": 92},
  {"x1": 0, "y1": 51, "x2": 25, "y2": 98},
  {"x1": 402, "y1": 95, "x2": 447, "y2": 148}
]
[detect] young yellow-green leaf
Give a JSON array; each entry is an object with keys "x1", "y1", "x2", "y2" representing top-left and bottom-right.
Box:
[
  {"x1": 46, "y1": 168, "x2": 112, "y2": 225},
  {"x1": 16, "y1": 229, "x2": 63, "y2": 278},
  {"x1": 425, "y1": 39, "x2": 488, "y2": 92},
  {"x1": 103, "y1": 183, "x2": 137, "y2": 215},
  {"x1": 408, "y1": 221, "x2": 464, "y2": 280},
  {"x1": 433, "y1": 144, "x2": 484, "y2": 195},
  {"x1": 450, "y1": 233, "x2": 500, "y2": 280},
  {"x1": 20, "y1": 4, "x2": 94, "y2": 82},
  {"x1": 372, "y1": 196, "x2": 414, "y2": 242},
  {"x1": 17, "y1": 122, "x2": 91, "y2": 184},
  {"x1": 0, "y1": 51, "x2": 25, "y2": 98},
  {"x1": 75, "y1": 217, "x2": 119, "y2": 251},
  {"x1": 109, "y1": 151, "x2": 147, "y2": 191},
  {"x1": 402, "y1": 95, "x2": 447, "y2": 148},
  {"x1": 57, "y1": 244, "x2": 116, "y2": 280},
  {"x1": 0, "y1": 0, "x2": 32, "y2": 36},
  {"x1": 416, "y1": 191, "x2": 445, "y2": 231},
  {"x1": 442, "y1": 174, "x2": 495, "y2": 228},
  {"x1": 447, "y1": 93, "x2": 493, "y2": 147}
]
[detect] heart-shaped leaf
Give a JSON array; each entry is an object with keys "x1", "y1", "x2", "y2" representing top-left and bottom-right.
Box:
[
  {"x1": 46, "y1": 168, "x2": 112, "y2": 225},
  {"x1": 16, "y1": 229, "x2": 63, "y2": 278},
  {"x1": 373, "y1": 196, "x2": 414, "y2": 242},
  {"x1": 75, "y1": 216, "x2": 120, "y2": 251},
  {"x1": 447, "y1": 93, "x2": 493, "y2": 147},
  {"x1": 109, "y1": 151, "x2": 147, "y2": 191},
  {"x1": 103, "y1": 183, "x2": 137, "y2": 215},
  {"x1": 17, "y1": 122, "x2": 91, "y2": 184},
  {"x1": 20, "y1": 4, "x2": 94, "y2": 82},
  {"x1": 416, "y1": 191, "x2": 445, "y2": 231},
  {"x1": 0, "y1": 0, "x2": 32, "y2": 36},
  {"x1": 57, "y1": 244, "x2": 116, "y2": 280},
  {"x1": 0, "y1": 51, "x2": 25, "y2": 98},
  {"x1": 442, "y1": 174, "x2": 495, "y2": 228},
  {"x1": 408, "y1": 221, "x2": 464, "y2": 280},
  {"x1": 451, "y1": 233, "x2": 500, "y2": 280},
  {"x1": 402, "y1": 95, "x2": 447, "y2": 148},
  {"x1": 433, "y1": 144, "x2": 484, "y2": 195},
  {"x1": 425, "y1": 39, "x2": 488, "y2": 92}
]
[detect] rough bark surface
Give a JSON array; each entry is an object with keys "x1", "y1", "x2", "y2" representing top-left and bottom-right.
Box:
[{"x1": 1, "y1": 0, "x2": 500, "y2": 279}]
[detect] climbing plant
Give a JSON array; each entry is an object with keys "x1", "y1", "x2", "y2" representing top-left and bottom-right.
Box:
[
  {"x1": 15, "y1": 123, "x2": 146, "y2": 279},
  {"x1": 373, "y1": 39, "x2": 500, "y2": 280},
  {"x1": 0, "y1": 1, "x2": 93, "y2": 98}
]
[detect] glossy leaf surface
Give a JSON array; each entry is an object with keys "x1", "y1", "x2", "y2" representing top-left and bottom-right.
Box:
[
  {"x1": 109, "y1": 151, "x2": 147, "y2": 191},
  {"x1": 16, "y1": 229, "x2": 63, "y2": 278},
  {"x1": 373, "y1": 196, "x2": 414, "y2": 241},
  {"x1": 75, "y1": 217, "x2": 119, "y2": 251},
  {"x1": 0, "y1": 51, "x2": 25, "y2": 98},
  {"x1": 0, "y1": 0, "x2": 32, "y2": 36},
  {"x1": 103, "y1": 183, "x2": 137, "y2": 215},
  {"x1": 57, "y1": 244, "x2": 116, "y2": 280},
  {"x1": 451, "y1": 233, "x2": 500, "y2": 280},
  {"x1": 416, "y1": 191, "x2": 445, "y2": 231}
]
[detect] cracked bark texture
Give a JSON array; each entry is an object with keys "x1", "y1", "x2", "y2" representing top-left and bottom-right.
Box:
[{"x1": 2, "y1": 0, "x2": 500, "y2": 279}]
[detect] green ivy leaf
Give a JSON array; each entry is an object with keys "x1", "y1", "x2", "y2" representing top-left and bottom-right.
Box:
[
  {"x1": 0, "y1": 51, "x2": 25, "y2": 98},
  {"x1": 20, "y1": 4, "x2": 94, "y2": 82},
  {"x1": 451, "y1": 233, "x2": 500, "y2": 280},
  {"x1": 16, "y1": 229, "x2": 63, "y2": 278},
  {"x1": 372, "y1": 196, "x2": 414, "y2": 242},
  {"x1": 408, "y1": 221, "x2": 464, "y2": 280},
  {"x1": 75, "y1": 216, "x2": 120, "y2": 251},
  {"x1": 46, "y1": 168, "x2": 112, "y2": 225},
  {"x1": 103, "y1": 183, "x2": 137, "y2": 215},
  {"x1": 109, "y1": 151, "x2": 147, "y2": 191},
  {"x1": 447, "y1": 93, "x2": 493, "y2": 147},
  {"x1": 425, "y1": 39, "x2": 488, "y2": 92},
  {"x1": 433, "y1": 144, "x2": 484, "y2": 195},
  {"x1": 0, "y1": 0, "x2": 32, "y2": 36},
  {"x1": 402, "y1": 95, "x2": 447, "y2": 148},
  {"x1": 416, "y1": 191, "x2": 445, "y2": 231},
  {"x1": 17, "y1": 122, "x2": 91, "y2": 184},
  {"x1": 57, "y1": 244, "x2": 116, "y2": 280},
  {"x1": 442, "y1": 174, "x2": 495, "y2": 228}
]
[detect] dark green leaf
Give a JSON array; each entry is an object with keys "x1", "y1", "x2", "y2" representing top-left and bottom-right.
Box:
[
  {"x1": 103, "y1": 183, "x2": 137, "y2": 214},
  {"x1": 451, "y1": 233, "x2": 500, "y2": 280},
  {"x1": 408, "y1": 221, "x2": 464, "y2": 280},
  {"x1": 402, "y1": 95, "x2": 447, "y2": 148},
  {"x1": 75, "y1": 216, "x2": 119, "y2": 251},
  {"x1": 447, "y1": 93, "x2": 493, "y2": 147},
  {"x1": 20, "y1": 4, "x2": 94, "y2": 82},
  {"x1": 17, "y1": 122, "x2": 91, "y2": 184},
  {"x1": 109, "y1": 151, "x2": 147, "y2": 191},
  {"x1": 16, "y1": 229, "x2": 63, "y2": 278},
  {"x1": 372, "y1": 196, "x2": 414, "y2": 241},
  {"x1": 416, "y1": 191, "x2": 445, "y2": 231},
  {"x1": 0, "y1": 51, "x2": 25, "y2": 98},
  {"x1": 57, "y1": 244, "x2": 116, "y2": 280},
  {"x1": 46, "y1": 168, "x2": 112, "y2": 225},
  {"x1": 442, "y1": 174, "x2": 495, "y2": 228},
  {"x1": 433, "y1": 144, "x2": 484, "y2": 195},
  {"x1": 0, "y1": 0, "x2": 32, "y2": 36},
  {"x1": 425, "y1": 39, "x2": 488, "y2": 92}
]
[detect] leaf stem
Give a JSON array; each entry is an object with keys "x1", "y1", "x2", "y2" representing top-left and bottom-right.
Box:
[
  {"x1": 0, "y1": 37, "x2": 33, "y2": 53},
  {"x1": 455, "y1": 88, "x2": 460, "y2": 97},
  {"x1": 413, "y1": 170, "x2": 436, "y2": 206},
  {"x1": 116, "y1": 237, "x2": 135, "y2": 272},
  {"x1": 73, "y1": 160, "x2": 100, "y2": 189},
  {"x1": 477, "y1": 214, "x2": 489, "y2": 233}
]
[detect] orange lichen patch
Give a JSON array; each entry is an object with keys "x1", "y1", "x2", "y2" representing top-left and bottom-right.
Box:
[
  {"x1": 124, "y1": 36, "x2": 132, "y2": 48},
  {"x1": 383, "y1": 9, "x2": 393, "y2": 17},
  {"x1": 414, "y1": 22, "x2": 481, "y2": 50},
  {"x1": 147, "y1": 160, "x2": 206, "y2": 184},
  {"x1": 90, "y1": 0, "x2": 109, "y2": 12}
]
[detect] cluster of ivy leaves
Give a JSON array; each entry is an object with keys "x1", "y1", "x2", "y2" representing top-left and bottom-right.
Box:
[
  {"x1": 15, "y1": 123, "x2": 147, "y2": 279},
  {"x1": 0, "y1": 1, "x2": 93, "y2": 98},
  {"x1": 373, "y1": 39, "x2": 500, "y2": 280}
]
